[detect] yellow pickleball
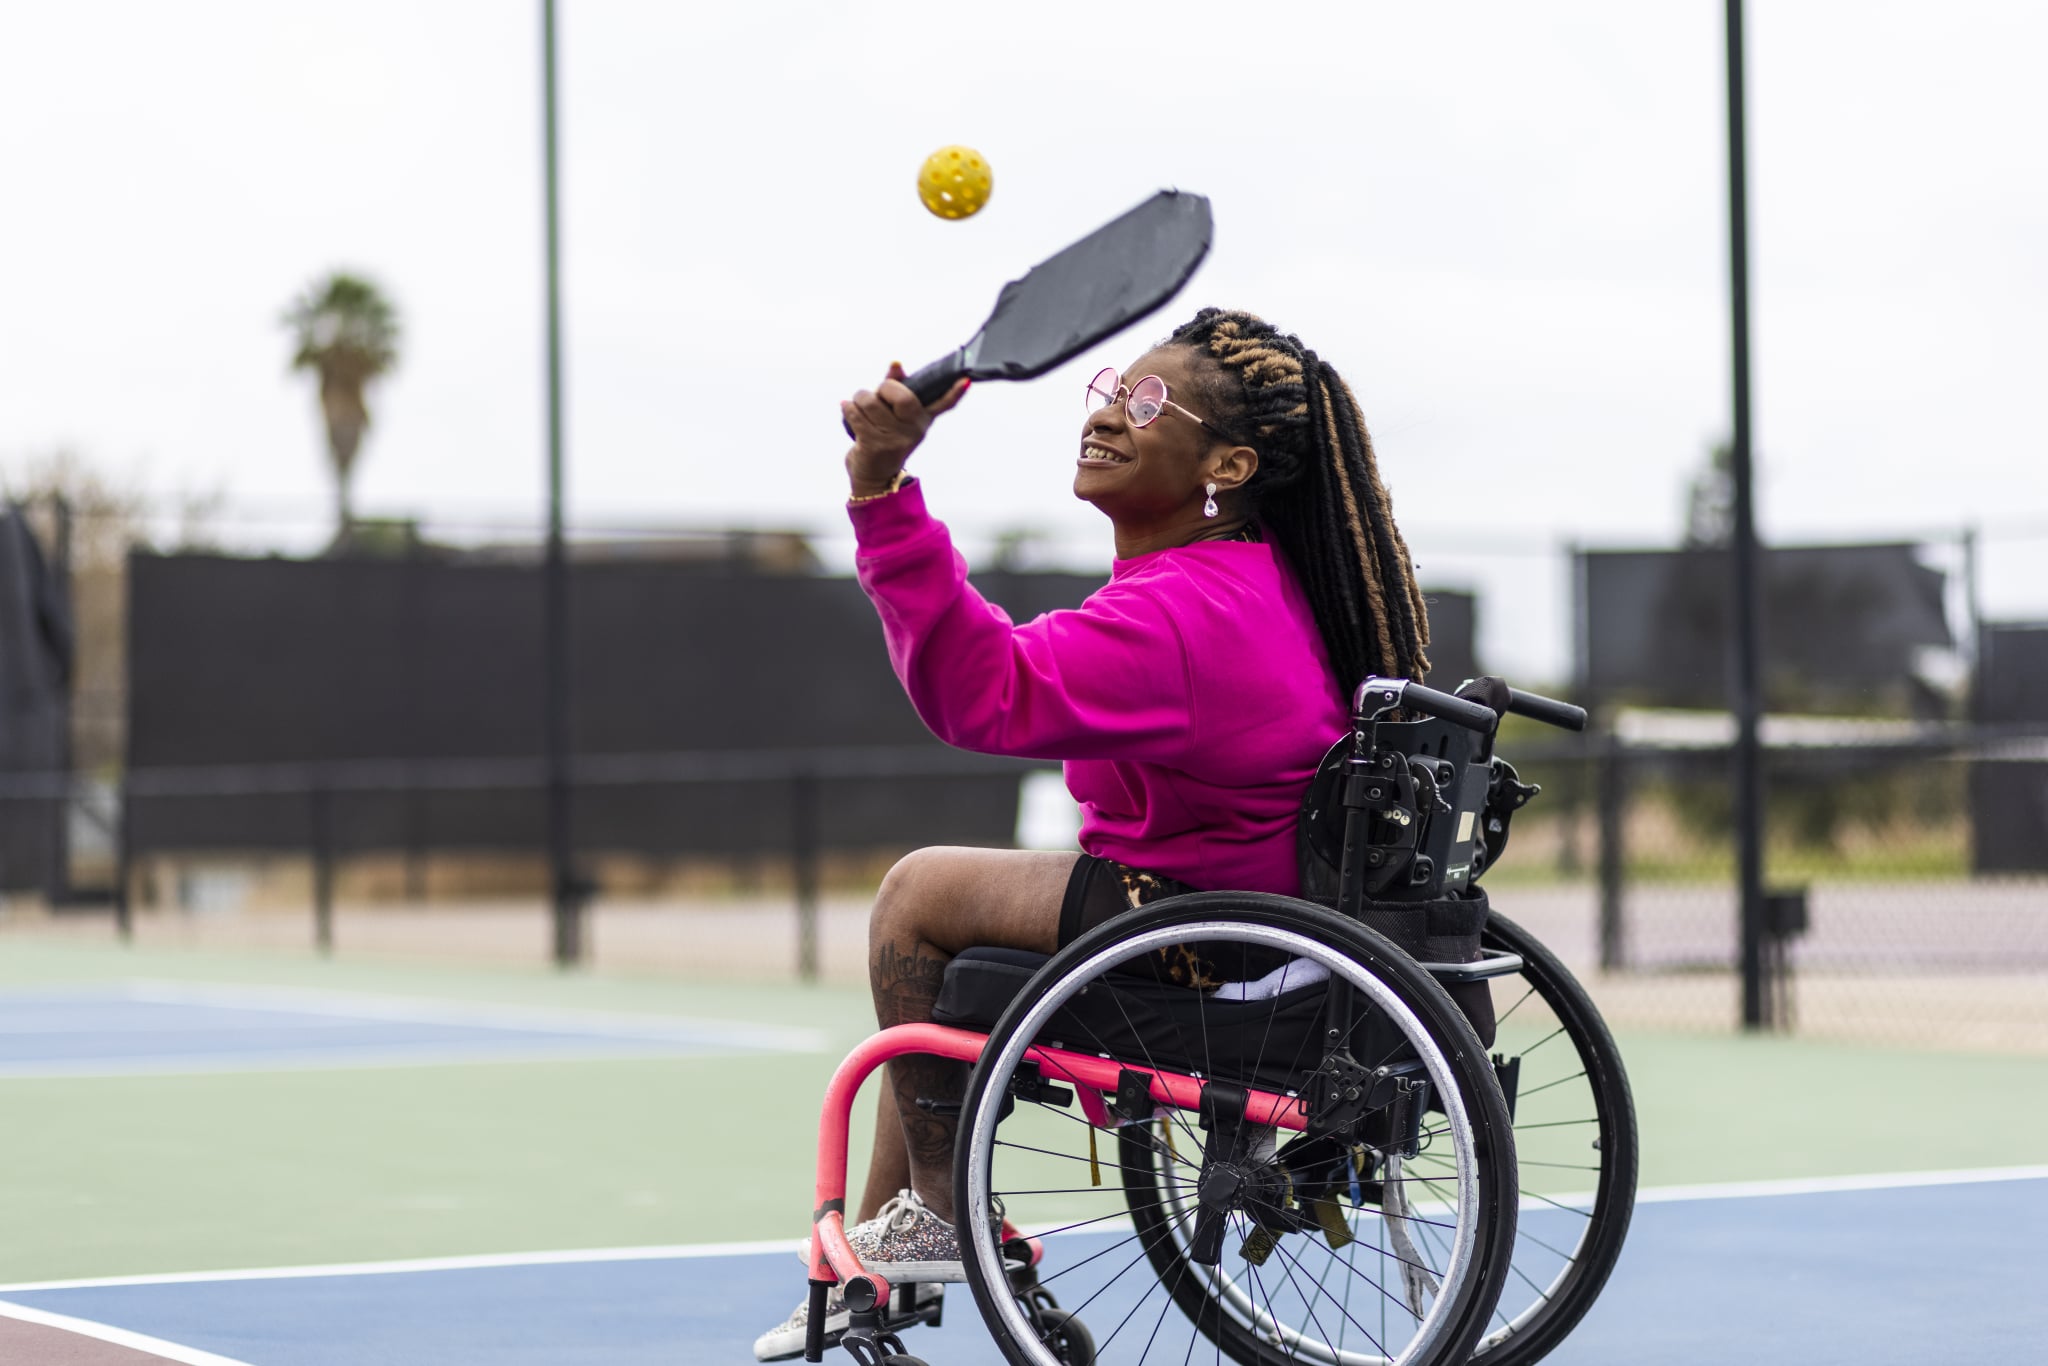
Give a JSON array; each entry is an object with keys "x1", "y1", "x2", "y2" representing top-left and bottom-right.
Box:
[{"x1": 917, "y1": 144, "x2": 993, "y2": 220}]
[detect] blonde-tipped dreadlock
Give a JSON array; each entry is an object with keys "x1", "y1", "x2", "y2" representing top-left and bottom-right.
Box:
[{"x1": 1166, "y1": 308, "x2": 1431, "y2": 694}]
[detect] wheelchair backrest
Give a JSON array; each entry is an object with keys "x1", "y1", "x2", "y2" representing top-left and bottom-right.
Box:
[{"x1": 1296, "y1": 716, "x2": 1503, "y2": 905}]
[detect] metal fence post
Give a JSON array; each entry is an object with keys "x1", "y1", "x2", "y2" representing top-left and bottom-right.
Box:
[
  {"x1": 792, "y1": 772, "x2": 820, "y2": 983},
  {"x1": 1724, "y1": 0, "x2": 1770, "y2": 1033},
  {"x1": 113, "y1": 777, "x2": 132, "y2": 943},
  {"x1": 311, "y1": 786, "x2": 335, "y2": 955},
  {"x1": 1961, "y1": 524, "x2": 1981, "y2": 673},
  {"x1": 1596, "y1": 733, "x2": 1627, "y2": 971},
  {"x1": 47, "y1": 495, "x2": 74, "y2": 907},
  {"x1": 540, "y1": 0, "x2": 581, "y2": 971}
]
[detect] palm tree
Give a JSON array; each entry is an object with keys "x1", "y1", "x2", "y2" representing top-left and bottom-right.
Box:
[{"x1": 284, "y1": 273, "x2": 399, "y2": 544}]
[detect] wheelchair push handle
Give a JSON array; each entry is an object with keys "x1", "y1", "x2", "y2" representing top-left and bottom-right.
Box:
[
  {"x1": 1505, "y1": 688, "x2": 1588, "y2": 733},
  {"x1": 1353, "y1": 677, "x2": 1498, "y2": 733}
]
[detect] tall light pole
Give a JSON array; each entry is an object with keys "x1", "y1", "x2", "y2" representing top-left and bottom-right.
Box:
[
  {"x1": 1724, "y1": 0, "x2": 1768, "y2": 1028},
  {"x1": 542, "y1": 0, "x2": 581, "y2": 965}
]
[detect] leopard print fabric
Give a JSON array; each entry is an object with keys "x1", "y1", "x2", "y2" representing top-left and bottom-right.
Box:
[
  {"x1": 1060, "y1": 856, "x2": 1287, "y2": 991},
  {"x1": 1110, "y1": 865, "x2": 1233, "y2": 989}
]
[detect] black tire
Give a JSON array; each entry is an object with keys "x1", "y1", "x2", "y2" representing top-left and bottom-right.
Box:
[
  {"x1": 1464, "y1": 911, "x2": 1637, "y2": 1366},
  {"x1": 956, "y1": 893, "x2": 1518, "y2": 1366}
]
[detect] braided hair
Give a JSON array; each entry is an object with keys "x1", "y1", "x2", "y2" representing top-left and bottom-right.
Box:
[{"x1": 1166, "y1": 307, "x2": 1431, "y2": 694}]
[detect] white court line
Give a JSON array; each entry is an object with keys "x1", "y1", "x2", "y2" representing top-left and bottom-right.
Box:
[
  {"x1": 4, "y1": 1164, "x2": 2043, "y2": 1296},
  {"x1": 116, "y1": 980, "x2": 828, "y2": 1053},
  {"x1": 0, "y1": 979, "x2": 826, "y2": 1074},
  {"x1": 0, "y1": 1297, "x2": 256, "y2": 1366},
  {"x1": 1526, "y1": 1161, "x2": 2048, "y2": 1214},
  {"x1": 0, "y1": 1046, "x2": 787, "y2": 1081},
  {"x1": 0, "y1": 1240, "x2": 801, "y2": 1294}
]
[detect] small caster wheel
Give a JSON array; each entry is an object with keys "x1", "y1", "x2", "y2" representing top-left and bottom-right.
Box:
[{"x1": 1034, "y1": 1308, "x2": 1096, "y2": 1366}]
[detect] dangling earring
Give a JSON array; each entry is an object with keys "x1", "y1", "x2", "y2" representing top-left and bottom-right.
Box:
[{"x1": 1203, "y1": 482, "x2": 1219, "y2": 518}]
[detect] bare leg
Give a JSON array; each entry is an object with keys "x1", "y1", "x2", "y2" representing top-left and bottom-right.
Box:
[
  {"x1": 857, "y1": 1087, "x2": 908, "y2": 1223},
  {"x1": 858, "y1": 846, "x2": 1076, "y2": 1224}
]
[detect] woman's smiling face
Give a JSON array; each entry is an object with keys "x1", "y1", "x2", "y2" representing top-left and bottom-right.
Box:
[{"x1": 1073, "y1": 346, "x2": 1222, "y2": 524}]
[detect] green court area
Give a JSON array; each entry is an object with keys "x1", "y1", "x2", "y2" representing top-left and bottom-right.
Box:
[{"x1": 2, "y1": 935, "x2": 2044, "y2": 1285}]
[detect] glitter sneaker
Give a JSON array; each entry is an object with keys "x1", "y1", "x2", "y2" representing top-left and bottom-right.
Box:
[
  {"x1": 752, "y1": 1282, "x2": 943, "y2": 1363},
  {"x1": 796, "y1": 1189, "x2": 967, "y2": 1282}
]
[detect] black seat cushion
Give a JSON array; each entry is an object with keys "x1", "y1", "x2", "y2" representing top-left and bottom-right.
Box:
[
  {"x1": 931, "y1": 946, "x2": 1051, "y2": 1028},
  {"x1": 933, "y1": 946, "x2": 1412, "y2": 1094}
]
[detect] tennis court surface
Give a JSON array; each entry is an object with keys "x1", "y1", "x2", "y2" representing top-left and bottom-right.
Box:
[
  {"x1": 4, "y1": 1172, "x2": 2044, "y2": 1364},
  {"x1": 2, "y1": 940, "x2": 2043, "y2": 1364}
]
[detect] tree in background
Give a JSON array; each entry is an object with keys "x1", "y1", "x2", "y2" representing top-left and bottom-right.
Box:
[
  {"x1": 284, "y1": 273, "x2": 399, "y2": 546},
  {"x1": 1683, "y1": 442, "x2": 1735, "y2": 549}
]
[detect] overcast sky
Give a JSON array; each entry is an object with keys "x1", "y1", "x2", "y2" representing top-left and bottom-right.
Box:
[{"x1": 3, "y1": 1, "x2": 2043, "y2": 679}]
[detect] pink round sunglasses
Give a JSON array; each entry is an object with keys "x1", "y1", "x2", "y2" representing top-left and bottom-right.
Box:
[{"x1": 1085, "y1": 367, "x2": 1225, "y2": 436}]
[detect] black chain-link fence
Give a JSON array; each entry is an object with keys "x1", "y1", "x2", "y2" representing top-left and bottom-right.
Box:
[
  {"x1": 7, "y1": 724, "x2": 2043, "y2": 1048},
  {"x1": 1485, "y1": 724, "x2": 2048, "y2": 1048}
]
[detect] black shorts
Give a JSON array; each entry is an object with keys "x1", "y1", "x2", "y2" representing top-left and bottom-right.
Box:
[{"x1": 1057, "y1": 854, "x2": 1289, "y2": 990}]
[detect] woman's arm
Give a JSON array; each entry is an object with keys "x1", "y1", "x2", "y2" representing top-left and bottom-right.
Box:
[
  {"x1": 854, "y1": 483, "x2": 1192, "y2": 762},
  {"x1": 839, "y1": 364, "x2": 1193, "y2": 762}
]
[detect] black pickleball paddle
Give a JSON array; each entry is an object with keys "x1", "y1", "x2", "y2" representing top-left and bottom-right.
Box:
[{"x1": 856, "y1": 189, "x2": 1214, "y2": 422}]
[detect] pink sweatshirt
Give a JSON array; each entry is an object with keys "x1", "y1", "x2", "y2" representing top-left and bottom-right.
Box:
[{"x1": 851, "y1": 481, "x2": 1348, "y2": 895}]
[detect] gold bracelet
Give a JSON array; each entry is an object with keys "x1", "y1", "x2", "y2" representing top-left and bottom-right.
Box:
[{"x1": 847, "y1": 470, "x2": 913, "y2": 504}]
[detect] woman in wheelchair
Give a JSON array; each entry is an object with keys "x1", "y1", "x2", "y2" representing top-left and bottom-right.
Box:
[
  {"x1": 758, "y1": 310, "x2": 1636, "y2": 1366},
  {"x1": 755, "y1": 307, "x2": 1428, "y2": 1352}
]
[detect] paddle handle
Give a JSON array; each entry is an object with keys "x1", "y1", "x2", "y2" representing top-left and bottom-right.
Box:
[
  {"x1": 839, "y1": 348, "x2": 971, "y2": 438},
  {"x1": 905, "y1": 349, "x2": 969, "y2": 406}
]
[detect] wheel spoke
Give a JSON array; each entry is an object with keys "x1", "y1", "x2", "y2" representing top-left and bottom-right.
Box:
[
  {"x1": 1513, "y1": 1222, "x2": 1582, "y2": 1264},
  {"x1": 1031, "y1": 1222, "x2": 1156, "y2": 1289},
  {"x1": 1270, "y1": 1228, "x2": 1394, "y2": 1362},
  {"x1": 1514, "y1": 1069, "x2": 1589, "y2": 1101},
  {"x1": 1504, "y1": 1251, "x2": 1556, "y2": 1304},
  {"x1": 1040, "y1": 1002, "x2": 1211, "y2": 1158},
  {"x1": 1520, "y1": 1185, "x2": 1598, "y2": 1220},
  {"x1": 1135, "y1": 1236, "x2": 1200, "y2": 1366},
  {"x1": 994, "y1": 1137, "x2": 1194, "y2": 1181},
  {"x1": 1246, "y1": 1273, "x2": 1303, "y2": 1364},
  {"x1": 998, "y1": 1195, "x2": 1184, "y2": 1243},
  {"x1": 1518, "y1": 1159, "x2": 1602, "y2": 1173},
  {"x1": 1090, "y1": 1203, "x2": 1201, "y2": 1358},
  {"x1": 1492, "y1": 983, "x2": 1539, "y2": 1029},
  {"x1": 1056, "y1": 1202, "x2": 1200, "y2": 1325},
  {"x1": 1512, "y1": 1116, "x2": 1599, "y2": 1132}
]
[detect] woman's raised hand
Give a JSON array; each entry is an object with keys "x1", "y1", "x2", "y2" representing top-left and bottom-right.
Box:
[{"x1": 842, "y1": 362, "x2": 970, "y2": 497}]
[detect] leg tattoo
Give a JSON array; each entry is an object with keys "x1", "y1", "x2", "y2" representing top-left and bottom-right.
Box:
[{"x1": 872, "y1": 935, "x2": 964, "y2": 1220}]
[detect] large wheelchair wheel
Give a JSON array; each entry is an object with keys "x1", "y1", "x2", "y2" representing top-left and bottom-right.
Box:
[
  {"x1": 1464, "y1": 911, "x2": 1636, "y2": 1366},
  {"x1": 955, "y1": 893, "x2": 1518, "y2": 1366}
]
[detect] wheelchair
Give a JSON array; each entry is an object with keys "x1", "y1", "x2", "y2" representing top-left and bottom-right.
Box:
[{"x1": 797, "y1": 678, "x2": 1637, "y2": 1366}]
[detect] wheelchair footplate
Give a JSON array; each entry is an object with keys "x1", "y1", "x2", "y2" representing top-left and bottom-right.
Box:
[{"x1": 807, "y1": 1273, "x2": 946, "y2": 1366}]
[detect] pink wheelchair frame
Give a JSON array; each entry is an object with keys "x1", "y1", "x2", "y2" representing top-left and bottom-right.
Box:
[{"x1": 803, "y1": 1021, "x2": 1307, "y2": 1360}]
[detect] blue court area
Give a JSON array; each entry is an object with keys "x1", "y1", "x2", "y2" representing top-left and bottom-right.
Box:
[
  {"x1": 3, "y1": 1174, "x2": 2042, "y2": 1364},
  {"x1": 0, "y1": 983, "x2": 823, "y2": 1077}
]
